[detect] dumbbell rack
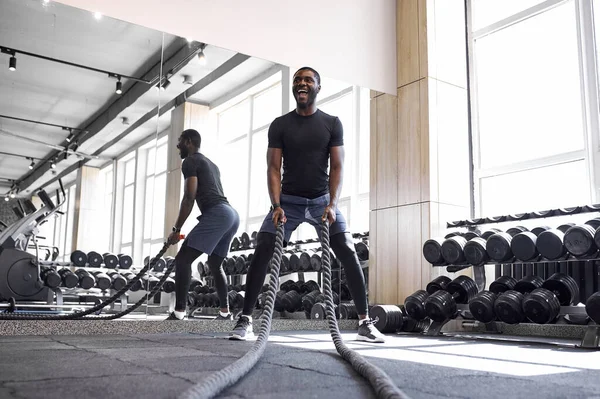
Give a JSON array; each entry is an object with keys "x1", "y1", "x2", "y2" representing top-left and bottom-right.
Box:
[{"x1": 421, "y1": 203, "x2": 600, "y2": 349}]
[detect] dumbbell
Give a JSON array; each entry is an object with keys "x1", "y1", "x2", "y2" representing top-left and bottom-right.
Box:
[
  {"x1": 535, "y1": 223, "x2": 576, "y2": 260},
  {"x1": 461, "y1": 228, "x2": 503, "y2": 266},
  {"x1": 300, "y1": 280, "x2": 320, "y2": 294},
  {"x1": 355, "y1": 241, "x2": 369, "y2": 261},
  {"x1": 440, "y1": 235, "x2": 468, "y2": 264},
  {"x1": 493, "y1": 275, "x2": 544, "y2": 324},
  {"x1": 510, "y1": 226, "x2": 551, "y2": 261},
  {"x1": 310, "y1": 250, "x2": 323, "y2": 271},
  {"x1": 233, "y1": 291, "x2": 245, "y2": 309},
  {"x1": 250, "y1": 231, "x2": 258, "y2": 247},
  {"x1": 93, "y1": 271, "x2": 111, "y2": 290},
  {"x1": 281, "y1": 290, "x2": 304, "y2": 312},
  {"x1": 563, "y1": 218, "x2": 600, "y2": 258},
  {"x1": 404, "y1": 276, "x2": 453, "y2": 320},
  {"x1": 310, "y1": 302, "x2": 339, "y2": 320},
  {"x1": 231, "y1": 237, "x2": 240, "y2": 251},
  {"x1": 424, "y1": 276, "x2": 479, "y2": 322},
  {"x1": 274, "y1": 290, "x2": 288, "y2": 312},
  {"x1": 585, "y1": 292, "x2": 600, "y2": 325},
  {"x1": 58, "y1": 269, "x2": 79, "y2": 288},
  {"x1": 122, "y1": 272, "x2": 142, "y2": 292},
  {"x1": 522, "y1": 273, "x2": 579, "y2": 324},
  {"x1": 103, "y1": 253, "x2": 119, "y2": 268},
  {"x1": 75, "y1": 269, "x2": 96, "y2": 289},
  {"x1": 107, "y1": 271, "x2": 127, "y2": 291},
  {"x1": 161, "y1": 276, "x2": 175, "y2": 293},
  {"x1": 339, "y1": 302, "x2": 358, "y2": 319},
  {"x1": 87, "y1": 251, "x2": 103, "y2": 267},
  {"x1": 485, "y1": 226, "x2": 529, "y2": 262},
  {"x1": 141, "y1": 274, "x2": 160, "y2": 291},
  {"x1": 189, "y1": 277, "x2": 202, "y2": 292},
  {"x1": 70, "y1": 250, "x2": 87, "y2": 267},
  {"x1": 371, "y1": 305, "x2": 430, "y2": 333},
  {"x1": 240, "y1": 232, "x2": 251, "y2": 249},
  {"x1": 40, "y1": 267, "x2": 61, "y2": 288},
  {"x1": 118, "y1": 254, "x2": 133, "y2": 269},
  {"x1": 302, "y1": 290, "x2": 322, "y2": 313},
  {"x1": 422, "y1": 238, "x2": 446, "y2": 265},
  {"x1": 280, "y1": 280, "x2": 301, "y2": 292},
  {"x1": 468, "y1": 276, "x2": 520, "y2": 323}
]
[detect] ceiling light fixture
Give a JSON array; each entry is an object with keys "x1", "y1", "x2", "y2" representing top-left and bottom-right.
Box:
[
  {"x1": 8, "y1": 56, "x2": 16, "y2": 71},
  {"x1": 121, "y1": 117, "x2": 130, "y2": 125},
  {"x1": 182, "y1": 75, "x2": 193, "y2": 85},
  {"x1": 50, "y1": 160, "x2": 56, "y2": 169},
  {"x1": 9, "y1": 192, "x2": 15, "y2": 199},
  {"x1": 29, "y1": 159, "x2": 35, "y2": 170},
  {"x1": 198, "y1": 50, "x2": 206, "y2": 66},
  {"x1": 94, "y1": 12, "x2": 102, "y2": 20},
  {"x1": 160, "y1": 79, "x2": 171, "y2": 91},
  {"x1": 4, "y1": 195, "x2": 8, "y2": 202},
  {"x1": 115, "y1": 77, "x2": 122, "y2": 95},
  {"x1": 186, "y1": 37, "x2": 193, "y2": 43}
]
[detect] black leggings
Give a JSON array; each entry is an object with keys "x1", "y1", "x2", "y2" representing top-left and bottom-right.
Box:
[
  {"x1": 174, "y1": 244, "x2": 228, "y2": 312},
  {"x1": 242, "y1": 231, "x2": 368, "y2": 315}
]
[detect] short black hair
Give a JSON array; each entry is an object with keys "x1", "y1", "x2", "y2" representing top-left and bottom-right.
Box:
[
  {"x1": 294, "y1": 67, "x2": 320, "y2": 84},
  {"x1": 181, "y1": 129, "x2": 201, "y2": 148}
]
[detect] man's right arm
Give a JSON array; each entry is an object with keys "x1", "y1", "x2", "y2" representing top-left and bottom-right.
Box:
[{"x1": 267, "y1": 148, "x2": 282, "y2": 206}]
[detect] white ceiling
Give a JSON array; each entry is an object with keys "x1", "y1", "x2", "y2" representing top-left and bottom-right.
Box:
[{"x1": 0, "y1": 0, "x2": 275, "y2": 198}]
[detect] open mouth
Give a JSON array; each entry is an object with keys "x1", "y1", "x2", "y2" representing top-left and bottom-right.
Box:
[{"x1": 297, "y1": 89, "x2": 308, "y2": 99}]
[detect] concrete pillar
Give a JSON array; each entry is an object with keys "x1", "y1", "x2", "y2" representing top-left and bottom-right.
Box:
[
  {"x1": 73, "y1": 166, "x2": 104, "y2": 253},
  {"x1": 369, "y1": 0, "x2": 471, "y2": 304}
]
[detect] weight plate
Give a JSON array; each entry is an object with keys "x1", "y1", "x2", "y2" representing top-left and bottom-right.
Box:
[
  {"x1": 557, "y1": 223, "x2": 576, "y2": 233},
  {"x1": 543, "y1": 273, "x2": 579, "y2": 306},
  {"x1": 506, "y1": 226, "x2": 528, "y2": 237},
  {"x1": 481, "y1": 229, "x2": 501, "y2": 240},
  {"x1": 585, "y1": 292, "x2": 600, "y2": 324},
  {"x1": 404, "y1": 290, "x2": 429, "y2": 320},
  {"x1": 70, "y1": 250, "x2": 87, "y2": 267},
  {"x1": 4, "y1": 254, "x2": 45, "y2": 298},
  {"x1": 489, "y1": 275, "x2": 517, "y2": 294},
  {"x1": 87, "y1": 251, "x2": 103, "y2": 267},
  {"x1": 531, "y1": 226, "x2": 551, "y2": 237},
  {"x1": 514, "y1": 275, "x2": 544, "y2": 295},
  {"x1": 426, "y1": 276, "x2": 451, "y2": 294},
  {"x1": 425, "y1": 290, "x2": 455, "y2": 322},
  {"x1": 441, "y1": 236, "x2": 468, "y2": 264},
  {"x1": 564, "y1": 225, "x2": 596, "y2": 257}
]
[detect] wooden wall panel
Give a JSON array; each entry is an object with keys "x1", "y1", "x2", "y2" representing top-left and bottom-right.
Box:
[
  {"x1": 370, "y1": 98, "x2": 378, "y2": 210},
  {"x1": 397, "y1": 203, "x2": 423, "y2": 303},
  {"x1": 375, "y1": 207, "x2": 399, "y2": 304},
  {"x1": 397, "y1": 0, "x2": 425, "y2": 87},
  {"x1": 419, "y1": 78, "x2": 431, "y2": 202},
  {"x1": 368, "y1": 211, "x2": 378, "y2": 304},
  {"x1": 397, "y1": 83, "x2": 421, "y2": 205},
  {"x1": 375, "y1": 94, "x2": 399, "y2": 209}
]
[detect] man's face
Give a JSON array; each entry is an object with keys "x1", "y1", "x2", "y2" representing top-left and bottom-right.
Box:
[
  {"x1": 292, "y1": 70, "x2": 320, "y2": 108},
  {"x1": 177, "y1": 136, "x2": 188, "y2": 159}
]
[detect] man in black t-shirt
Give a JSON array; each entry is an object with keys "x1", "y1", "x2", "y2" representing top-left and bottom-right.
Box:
[
  {"x1": 165, "y1": 129, "x2": 240, "y2": 321},
  {"x1": 230, "y1": 67, "x2": 385, "y2": 343}
]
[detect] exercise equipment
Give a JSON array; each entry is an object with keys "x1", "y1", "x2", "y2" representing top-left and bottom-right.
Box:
[
  {"x1": 563, "y1": 218, "x2": 600, "y2": 257},
  {"x1": 424, "y1": 276, "x2": 479, "y2": 322},
  {"x1": 75, "y1": 269, "x2": 95, "y2": 290},
  {"x1": 58, "y1": 268, "x2": 78, "y2": 289},
  {"x1": 485, "y1": 227, "x2": 527, "y2": 262},
  {"x1": 585, "y1": 292, "x2": 600, "y2": 324},
  {"x1": 535, "y1": 224, "x2": 575, "y2": 260},
  {"x1": 522, "y1": 273, "x2": 579, "y2": 324},
  {"x1": 87, "y1": 251, "x2": 103, "y2": 267},
  {"x1": 370, "y1": 305, "x2": 429, "y2": 333},
  {"x1": 70, "y1": 250, "x2": 87, "y2": 267},
  {"x1": 510, "y1": 226, "x2": 550, "y2": 261}
]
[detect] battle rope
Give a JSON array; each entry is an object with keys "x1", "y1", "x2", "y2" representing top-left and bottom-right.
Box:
[
  {"x1": 0, "y1": 244, "x2": 171, "y2": 320},
  {"x1": 178, "y1": 222, "x2": 286, "y2": 399},
  {"x1": 320, "y1": 220, "x2": 410, "y2": 399},
  {"x1": 179, "y1": 220, "x2": 410, "y2": 399}
]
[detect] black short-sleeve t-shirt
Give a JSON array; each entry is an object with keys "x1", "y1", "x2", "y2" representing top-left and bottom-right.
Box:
[
  {"x1": 181, "y1": 153, "x2": 228, "y2": 213},
  {"x1": 268, "y1": 109, "x2": 343, "y2": 199}
]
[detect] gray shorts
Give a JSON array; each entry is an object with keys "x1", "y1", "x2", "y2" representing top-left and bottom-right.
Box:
[
  {"x1": 259, "y1": 193, "x2": 348, "y2": 245},
  {"x1": 183, "y1": 203, "x2": 240, "y2": 258}
]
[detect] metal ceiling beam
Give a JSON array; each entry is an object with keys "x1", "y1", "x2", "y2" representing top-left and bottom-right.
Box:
[
  {"x1": 32, "y1": 53, "x2": 250, "y2": 193},
  {"x1": 16, "y1": 39, "x2": 203, "y2": 192}
]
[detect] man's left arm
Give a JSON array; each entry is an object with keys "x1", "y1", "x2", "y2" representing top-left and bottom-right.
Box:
[
  {"x1": 323, "y1": 117, "x2": 345, "y2": 224},
  {"x1": 168, "y1": 171, "x2": 198, "y2": 245}
]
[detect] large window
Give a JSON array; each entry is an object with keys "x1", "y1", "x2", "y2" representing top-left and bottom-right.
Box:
[
  {"x1": 118, "y1": 152, "x2": 136, "y2": 257},
  {"x1": 98, "y1": 164, "x2": 114, "y2": 253},
  {"x1": 469, "y1": 0, "x2": 598, "y2": 216},
  {"x1": 142, "y1": 138, "x2": 168, "y2": 260}
]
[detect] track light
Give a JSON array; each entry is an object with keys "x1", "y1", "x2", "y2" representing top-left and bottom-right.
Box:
[
  {"x1": 94, "y1": 12, "x2": 102, "y2": 20},
  {"x1": 65, "y1": 129, "x2": 74, "y2": 143},
  {"x1": 186, "y1": 37, "x2": 193, "y2": 43},
  {"x1": 9, "y1": 192, "x2": 15, "y2": 199},
  {"x1": 116, "y1": 78, "x2": 122, "y2": 95},
  {"x1": 50, "y1": 160, "x2": 56, "y2": 169},
  {"x1": 4, "y1": 195, "x2": 8, "y2": 202},
  {"x1": 29, "y1": 159, "x2": 35, "y2": 170},
  {"x1": 198, "y1": 50, "x2": 206, "y2": 66},
  {"x1": 121, "y1": 117, "x2": 130, "y2": 125},
  {"x1": 182, "y1": 75, "x2": 193, "y2": 85},
  {"x1": 8, "y1": 56, "x2": 16, "y2": 71},
  {"x1": 160, "y1": 79, "x2": 171, "y2": 91}
]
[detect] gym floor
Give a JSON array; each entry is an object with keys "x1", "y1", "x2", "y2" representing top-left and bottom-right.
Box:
[{"x1": 0, "y1": 328, "x2": 599, "y2": 399}]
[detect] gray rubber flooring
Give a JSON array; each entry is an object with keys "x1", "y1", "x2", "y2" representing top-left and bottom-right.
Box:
[{"x1": 0, "y1": 330, "x2": 599, "y2": 398}]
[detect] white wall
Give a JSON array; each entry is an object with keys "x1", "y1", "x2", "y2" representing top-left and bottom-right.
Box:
[{"x1": 55, "y1": 0, "x2": 397, "y2": 95}]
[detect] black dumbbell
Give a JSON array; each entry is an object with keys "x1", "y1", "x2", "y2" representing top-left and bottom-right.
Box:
[
  {"x1": 310, "y1": 302, "x2": 339, "y2": 320},
  {"x1": 302, "y1": 290, "x2": 322, "y2": 313},
  {"x1": 464, "y1": 237, "x2": 489, "y2": 266},
  {"x1": 240, "y1": 232, "x2": 251, "y2": 249},
  {"x1": 493, "y1": 275, "x2": 544, "y2": 324},
  {"x1": 301, "y1": 280, "x2": 320, "y2": 294},
  {"x1": 93, "y1": 271, "x2": 111, "y2": 290},
  {"x1": 107, "y1": 271, "x2": 127, "y2": 291},
  {"x1": 141, "y1": 274, "x2": 160, "y2": 291},
  {"x1": 58, "y1": 269, "x2": 79, "y2": 288},
  {"x1": 75, "y1": 269, "x2": 96, "y2": 289},
  {"x1": 563, "y1": 218, "x2": 600, "y2": 258},
  {"x1": 510, "y1": 226, "x2": 551, "y2": 261},
  {"x1": 87, "y1": 251, "x2": 103, "y2": 267},
  {"x1": 355, "y1": 241, "x2": 369, "y2": 261},
  {"x1": 469, "y1": 276, "x2": 518, "y2": 323},
  {"x1": 70, "y1": 250, "x2": 87, "y2": 267},
  {"x1": 281, "y1": 290, "x2": 304, "y2": 312},
  {"x1": 371, "y1": 305, "x2": 430, "y2": 333},
  {"x1": 440, "y1": 235, "x2": 469, "y2": 265},
  {"x1": 103, "y1": 253, "x2": 119, "y2": 268},
  {"x1": 522, "y1": 273, "x2": 579, "y2": 324},
  {"x1": 489, "y1": 275, "x2": 517, "y2": 294},
  {"x1": 485, "y1": 226, "x2": 528, "y2": 262},
  {"x1": 404, "y1": 276, "x2": 464, "y2": 320},
  {"x1": 585, "y1": 292, "x2": 600, "y2": 325},
  {"x1": 118, "y1": 254, "x2": 133, "y2": 269},
  {"x1": 339, "y1": 302, "x2": 358, "y2": 319},
  {"x1": 535, "y1": 223, "x2": 576, "y2": 260},
  {"x1": 40, "y1": 267, "x2": 61, "y2": 288},
  {"x1": 422, "y1": 238, "x2": 446, "y2": 265},
  {"x1": 424, "y1": 276, "x2": 479, "y2": 322}
]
